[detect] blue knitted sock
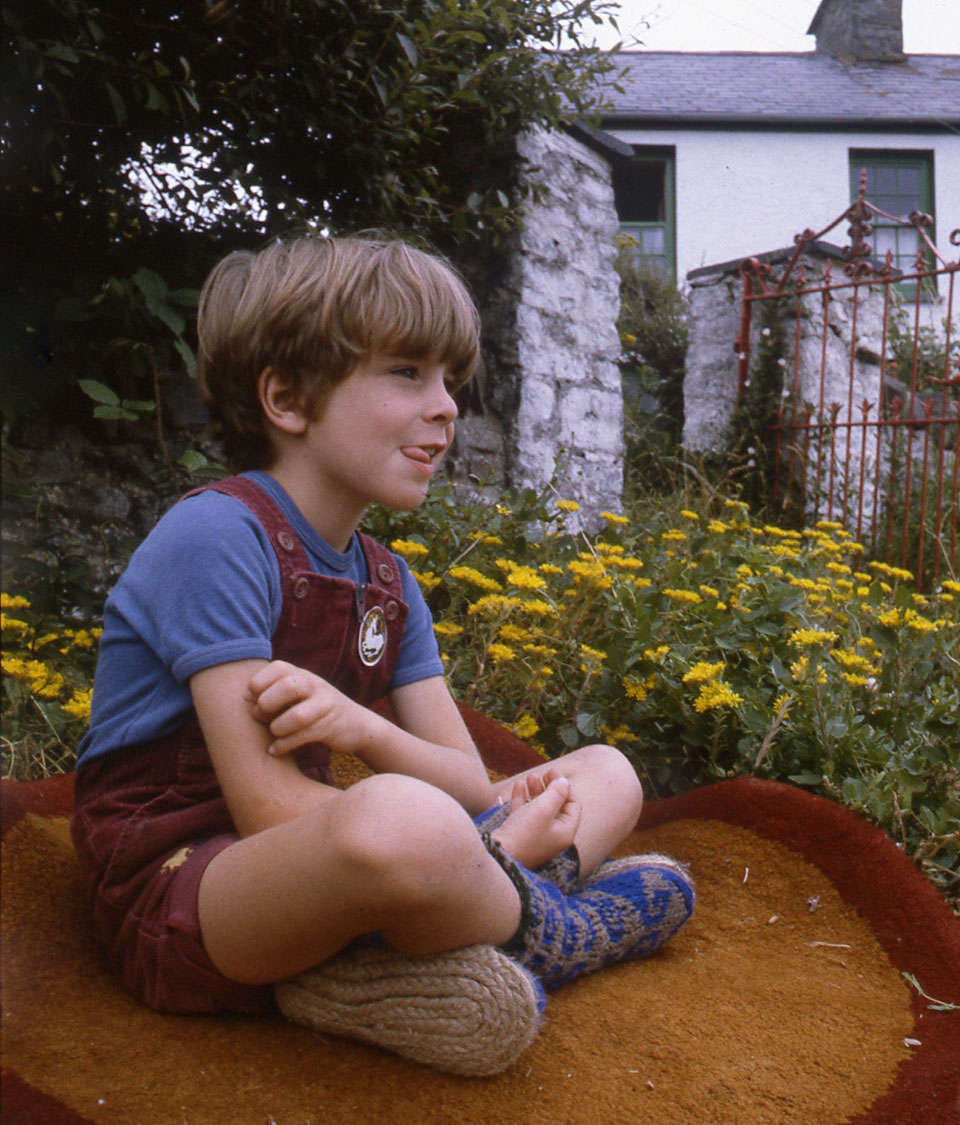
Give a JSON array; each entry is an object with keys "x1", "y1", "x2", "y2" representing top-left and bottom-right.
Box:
[{"x1": 483, "y1": 835, "x2": 694, "y2": 990}]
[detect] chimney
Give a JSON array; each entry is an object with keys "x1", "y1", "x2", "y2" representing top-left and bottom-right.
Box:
[{"x1": 808, "y1": 0, "x2": 906, "y2": 62}]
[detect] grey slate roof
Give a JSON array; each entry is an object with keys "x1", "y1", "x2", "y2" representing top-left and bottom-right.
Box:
[{"x1": 600, "y1": 51, "x2": 960, "y2": 130}]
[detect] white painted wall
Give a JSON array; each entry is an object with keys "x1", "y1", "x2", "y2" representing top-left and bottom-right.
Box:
[{"x1": 608, "y1": 126, "x2": 960, "y2": 304}]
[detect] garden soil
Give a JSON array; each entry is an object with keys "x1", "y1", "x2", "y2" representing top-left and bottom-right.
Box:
[{"x1": 2, "y1": 731, "x2": 959, "y2": 1125}]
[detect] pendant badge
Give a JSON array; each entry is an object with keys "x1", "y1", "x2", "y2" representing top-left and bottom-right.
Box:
[{"x1": 358, "y1": 605, "x2": 388, "y2": 667}]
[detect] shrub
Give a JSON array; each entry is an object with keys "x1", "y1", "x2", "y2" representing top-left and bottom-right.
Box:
[
  {"x1": 372, "y1": 484, "x2": 960, "y2": 908},
  {"x1": 4, "y1": 482, "x2": 957, "y2": 909}
]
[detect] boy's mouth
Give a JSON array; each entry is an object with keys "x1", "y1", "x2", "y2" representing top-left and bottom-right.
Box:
[{"x1": 401, "y1": 442, "x2": 446, "y2": 467}]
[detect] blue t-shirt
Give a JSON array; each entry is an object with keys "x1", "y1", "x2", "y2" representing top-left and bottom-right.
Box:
[{"x1": 77, "y1": 472, "x2": 443, "y2": 765}]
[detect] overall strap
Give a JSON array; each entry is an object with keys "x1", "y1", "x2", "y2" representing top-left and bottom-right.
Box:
[{"x1": 181, "y1": 476, "x2": 311, "y2": 581}]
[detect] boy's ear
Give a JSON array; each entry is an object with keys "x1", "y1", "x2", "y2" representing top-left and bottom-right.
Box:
[{"x1": 257, "y1": 367, "x2": 309, "y2": 435}]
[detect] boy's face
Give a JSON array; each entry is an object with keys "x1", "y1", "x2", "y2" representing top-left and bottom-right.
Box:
[{"x1": 291, "y1": 351, "x2": 458, "y2": 529}]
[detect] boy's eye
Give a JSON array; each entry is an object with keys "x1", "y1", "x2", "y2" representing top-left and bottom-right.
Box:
[{"x1": 391, "y1": 366, "x2": 419, "y2": 380}]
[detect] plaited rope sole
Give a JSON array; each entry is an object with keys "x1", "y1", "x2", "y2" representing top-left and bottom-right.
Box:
[{"x1": 274, "y1": 942, "x2": 545, "y2": 1077}]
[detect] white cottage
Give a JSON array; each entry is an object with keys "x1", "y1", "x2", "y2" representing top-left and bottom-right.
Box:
[
  {"x1": 591, "y1": 0, "x2": 959, "y2": 292},
  {"x1": 453, "y1": 0, "x2": 958, "y2": 521}
]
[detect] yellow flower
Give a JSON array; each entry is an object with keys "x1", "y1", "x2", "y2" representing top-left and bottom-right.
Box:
[
  {"x1": 773, "y1": 693, "x2": 794, "y2": 718},
  {"x1": 498, "y1": 624, "x2": 531, "y2": 642},
  {"x1": 790, "y1": 654, "x2": 827, "y2": 685},
  {"x1": 608, "y1": 556, "x2": 644, "y2": 571},
  {"x1": 789, "y1": 628, "x2": 839, "y2": 647},
  {"x1": 601, "y1": 511, "x2": 629, "y2": 525},
  {"x1": 698, "y1": 585, "x2": 719, "y2": 599},
  {"x1": 487, "y1": 643, "x2": 516, "y2": 663},
  {"x1": 568, "y1": 558, "x2": 607, "y2": 581},
  {"x1": 941, "y1": 580, "x2": 960, "y2": 594},
  {"x1": 683, "y1": 661, "x2": 725, "y2": 684},
  {"x1": 680, "y1": 510, "x2": 699, "y2": 521},
  {"x1": 1, "y1": 613, "x2": 31, "y2": 635},
  {"x1": 868, "y1": 561, "x2": 914, "y2": 583},
  {"x1": 1, "y1": 593, "x2": 31, "y2": 609},
  {"x1": 643, "y1": 645, "x2": 670, "y2": 661},
  {"x1": 662, "y1": 530, "x2": 687, "y2": 542},
  {"x1": 433, "y1": 621, "x2": 464, "y2": 637},
  {"x1": 523, "y1": 643, "x2": 557, "y2": 656},
  {"x1": 503, "y1": 565, "x2": 546, "y2": 591},
  {"x1": 449, "y1": 566, "x2": 502, "y2": 592},
  {"x1": 539, "y1": 563, "x2": 564, "y2": 576},
  {"x1": 512, "y1": 715, "x2": 540, "y2": 740},
  {"x1": 580, "y1": 644, "x2": 606, "y2": 663},
  {"x1": 634, "y1": 577, "x2": 653, "y2": 590},
  {"x1": 62, "y1": 687, "x2": 93, "y2": 723},
  {"x1": 622, "y1": 677, "x2": 650, "y2": 702},
  {"x1": 413, "y1": 571, "x2": 441, "y2": 593},
  {"x1": 832, "y1": 650, "x2": 874, "y2": 672},
  {"x1": 602, "y1": 724, "x2": 638, "y2": 743},
  {"x1": 692, "y1": 680, "x2": 743, "y2": 712},
  {"x1": 663, "y1": 588, "x2": 702, "y2": 605},
  {"x1": 707, "y1": 520, "x2": 730, "y2": 534},
  {"x1": 468, "y1": 594, "x2": 523, "y2": 616},
  {"x1": 841, "y1": 673, "x2": 870, "y2": 687},
  {"x1": 390, "y1": 538, "x2": 429, "y2": 557},
  {"x1": 519, "y1": 599, "x2": 557, "y2": 617},
  {"x1": 555, "y1": 499, "x2": 580, "y2": 512}
]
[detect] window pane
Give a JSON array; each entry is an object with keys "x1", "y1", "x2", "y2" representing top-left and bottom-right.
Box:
[
  {"x1": 612, "y1": 161, "x2": 666, "y2": 223},
  {"x1": 643, "y1": 227, "x2": 665, "y2": 256},
  {"x1": 876, "y1": 166, "x2": 897, "y2": 194},
  {"x1": 896, "y1": 227, "x2": 919, "y2": 267},
  {"x1": 897, "y1": 166, "x2": 920, "y2": 199},
  {"x1": 874, "y1": 226, "x2": 897, "y2": 260}
]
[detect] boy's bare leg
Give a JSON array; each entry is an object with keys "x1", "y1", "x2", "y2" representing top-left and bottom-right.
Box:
[
  {"x1": 197, "y1": 770, "x2": 577, "y2": 986},
  {"x1": 492, "y1": 743, "x2": 644, "y2": 876}
]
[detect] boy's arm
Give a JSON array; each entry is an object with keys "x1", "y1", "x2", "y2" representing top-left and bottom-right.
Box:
[
  {"x1": 191, "y1": 659, "x2": 339, "y2": 837},
  {"x1": 383, "y1": 676, "x2": 495, "y2": 813},
  {"x1": 248, "y1": 662, "x2": 496, "y2": 814}
]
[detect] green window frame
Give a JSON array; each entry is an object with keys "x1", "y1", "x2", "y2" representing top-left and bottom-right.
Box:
[
  {"x1": 848, "y1": 149, "x2": 935, "y2": 296},
  {"x1": 612, "y1": 147, "x2": 676, "y2": 281}
]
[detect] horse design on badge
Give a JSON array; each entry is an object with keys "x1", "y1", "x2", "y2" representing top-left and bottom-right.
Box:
[{"x1": 358, "y1": 605, "x2": 388, "y2": 667}]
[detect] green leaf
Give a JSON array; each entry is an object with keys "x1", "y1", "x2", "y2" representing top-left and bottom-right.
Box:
[
  {"x1": 396, "y1": 33, "x2": 418, "y2": 66},
  {"x1": 133, "y1": 268, "x2": 185, "y2": 336},
  {"x1": 78, "y1": 379, "x2": 119, "y2": 407},
  {"x1": 178, "y1": 449, "x2": 209, "y2": 473},
  {"x1": 104, "y1": 81, "x2": 127, "y2": 124}
]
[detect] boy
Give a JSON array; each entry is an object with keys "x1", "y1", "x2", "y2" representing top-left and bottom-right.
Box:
[{"x1": 71, "y1": 235, "x2": 693, "y2": 1077}]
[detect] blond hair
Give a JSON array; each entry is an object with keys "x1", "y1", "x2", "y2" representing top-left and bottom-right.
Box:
[{"x1": 197, "y1": 234, "x2": 480, "y2": 468}]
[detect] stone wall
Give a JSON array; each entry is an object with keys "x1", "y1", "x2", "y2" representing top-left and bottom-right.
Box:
[{"x1": 451, "y1": 126, "x2": 625, "y2": 527}]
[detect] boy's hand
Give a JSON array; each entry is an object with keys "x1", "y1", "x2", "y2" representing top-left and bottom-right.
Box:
[{"x1": 245, "y1": 660, "x2": 373, "y2": 757}]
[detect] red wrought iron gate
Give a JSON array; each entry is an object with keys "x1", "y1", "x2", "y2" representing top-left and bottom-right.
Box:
[{"x1": 735, "y1": 178, "x2": 959, "y2": 591}]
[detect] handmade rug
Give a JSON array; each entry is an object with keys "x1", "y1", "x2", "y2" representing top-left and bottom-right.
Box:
[{"x1": 3, "y1": 709, "x2": 959, "y2": 1125}]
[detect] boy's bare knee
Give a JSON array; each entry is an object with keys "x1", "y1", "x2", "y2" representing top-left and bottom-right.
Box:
[
  {"x1": 325, "y1": 774, "x2": 477, "y2": 902},
  {"x1": 582, "y1": 742, "x2": 644, "y2": 816}
]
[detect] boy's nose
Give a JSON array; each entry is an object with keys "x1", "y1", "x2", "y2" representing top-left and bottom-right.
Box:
[{"x1": 427, "y1": 375, "x2": 459, "y2": 423}]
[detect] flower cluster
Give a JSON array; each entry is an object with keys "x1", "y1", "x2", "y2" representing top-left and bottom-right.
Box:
[
  {"x1": 2, "y1": 593, "x2": 101, "y2": 777},
  {"x1": 377, "y1": 483, "x2": 958, "y2": 906}
]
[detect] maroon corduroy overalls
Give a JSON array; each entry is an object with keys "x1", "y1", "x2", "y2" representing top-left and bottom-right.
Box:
[{"x1": 70, "y1": 476, "x2": 409, "y2": 1014}]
